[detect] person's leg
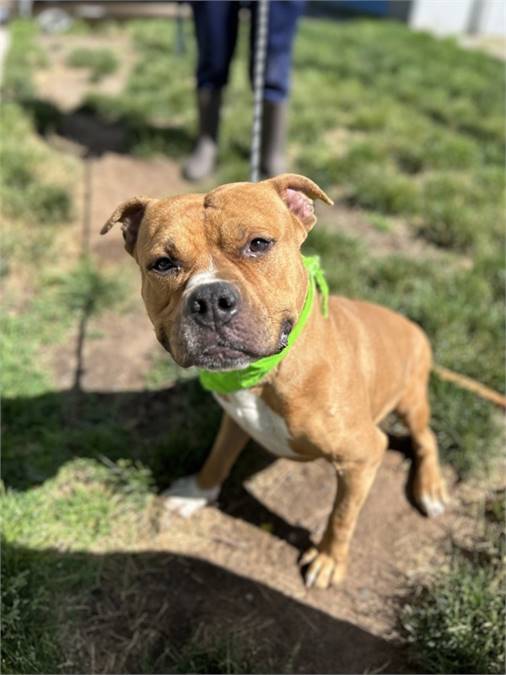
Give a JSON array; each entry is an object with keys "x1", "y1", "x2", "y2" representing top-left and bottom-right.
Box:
[
  {"x1": 194, "y1": 0, "x2": 240, "y2": 92},
  {"x1": 184, "y1": 1, "x2": 240, "y2": 181},
  {"x1": 250, "y1": 0, "x2": 305, "y2": 177}
]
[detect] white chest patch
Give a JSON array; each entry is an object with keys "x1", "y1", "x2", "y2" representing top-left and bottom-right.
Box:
[{"x1": 215, "y1": 390, "x2": 299, "y2": 459}]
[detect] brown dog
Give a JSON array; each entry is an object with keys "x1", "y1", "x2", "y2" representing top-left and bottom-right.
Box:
[{"x1": 102, "y1": 173, "x2": 447, "y2": 588}]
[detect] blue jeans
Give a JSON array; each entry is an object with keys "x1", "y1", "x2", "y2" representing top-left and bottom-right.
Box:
[{"x1": 191, "y1": 0, "x2": 305, "y2": 102}]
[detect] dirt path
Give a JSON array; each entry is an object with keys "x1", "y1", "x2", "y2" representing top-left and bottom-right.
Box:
[
  {"x1": 37, "y1": 41, "x2": 470, "y2": 674},
  {"x1": 82, "y1": 153, "x2": 190, "y2": 391}
]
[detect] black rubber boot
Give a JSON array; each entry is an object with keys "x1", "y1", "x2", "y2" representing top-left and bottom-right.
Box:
[
  {"x1": 260, "y1": 99, "x2": 288, "y2": 178},
  {"x1": 183, "y1": 88, "x2": 222, "y2": 182}
]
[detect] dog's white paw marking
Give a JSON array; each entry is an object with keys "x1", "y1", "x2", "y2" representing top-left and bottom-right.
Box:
[
  {"x1": 162, "y1": 475, "x2": 220, "y2": 518},
  {"x1": 420, "y1": 493, "x2": 446, "y2": 518}
]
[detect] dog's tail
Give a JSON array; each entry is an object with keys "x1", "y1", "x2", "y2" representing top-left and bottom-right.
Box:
[{"x1": 432, "y1": 364, "x2": 506, "y2": 409}]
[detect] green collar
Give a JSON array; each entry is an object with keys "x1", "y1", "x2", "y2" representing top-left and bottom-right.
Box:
[{"x1": 198, "y1": 255, "x2": 329, "y2": 395}]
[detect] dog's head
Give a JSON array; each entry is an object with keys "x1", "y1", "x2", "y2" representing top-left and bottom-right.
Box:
[{"x1": 101, "y1": 174, "x2": 332, "y2": 370}]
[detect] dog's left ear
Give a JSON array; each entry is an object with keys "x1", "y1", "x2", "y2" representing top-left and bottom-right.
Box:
[
  {"x1": 101, "y1": 196, "x2": 153, "y2": 255},
  {"x1": 267, "y1": 173, "x2": 333, "y2": 230}
]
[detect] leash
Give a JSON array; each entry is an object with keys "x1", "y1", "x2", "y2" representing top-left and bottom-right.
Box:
[{"x1": 250, "y1": 0, "x2": 269, "y2": 182}]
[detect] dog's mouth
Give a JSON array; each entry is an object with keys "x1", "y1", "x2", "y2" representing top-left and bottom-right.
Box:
[
  {"x1": 161, "y1": 318, "x2": 294, "y2": 371},
  {"x1": 194, "y1": 344, "x2": 257, "y2": 371}
]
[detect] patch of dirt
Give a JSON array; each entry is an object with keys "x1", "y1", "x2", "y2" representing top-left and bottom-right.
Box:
[
  {"x1": 84, "y1": 309, "x2": 161, "y2": 391},
  {"x1": 50, "y1": 306, "x2": 160, "y2": 392},
  {"x1": 64, "y1": 449, "x2": 469, "y2": 674},
  {"x1": 153, "y1": 452, "x2": 457, "y2": 639},
  {"x1": 89, "y1": 152, "x2": 190, "y2": 264},
  {"x1": 36, "y1": 34, "x2": 135, "y2": 111},
  {"x1": 72, "y1": 548, "x2": 409, "y2": 674},
  {"x1": 48, "y1": 151, "x2": 190, "y2": 391},
  {"x1": 459, "y1": 34, "x2": 506, "y2": 61}
]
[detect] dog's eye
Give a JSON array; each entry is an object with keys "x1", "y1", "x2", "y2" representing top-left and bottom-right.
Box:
[
  {"x1": 152, "y1": 257, "x2": 178, "y2": 274},
  {"x1": 246, "y1": 237, "x2": 274, "y2": 256}
]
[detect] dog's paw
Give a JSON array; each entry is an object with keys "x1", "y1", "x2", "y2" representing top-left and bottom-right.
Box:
[
  {"x1": 418, "y1": 488, "x2": 448, "y2": 518},
  {"x1": 162, "y1": 475, "x2": 220, "y2": 518},
  {"x1": 414, "y1": 461, "x2": 449, "y2": 518},
  {"x1": 300, "y1": 548, "x2": 347, "y2": 589}
]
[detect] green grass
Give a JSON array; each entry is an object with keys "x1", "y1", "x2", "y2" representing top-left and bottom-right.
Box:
[
  {"x1": 1, "y1": 458, "x2": 154, "y2": 674},
  {"x1": 292, "y1": 21, "x2": 504, "y2": 256},
  {"x1": 48, "y1": 257, "x2": 127, "y2": 315},
  {"x1": 1, "y1": 540, "x2": 62, "y2": 674},
  {"x1": 82, "y1": 17, "x2": 504, "y2": 257},
  {"x1": 403, "y1": 558, "x2": 505, "y2": 674},
  {"x1": 417, "y1": 169, "x2": 504, "y2": 252},
  {"x1": 65, "y1": 47, "x2": 119, "y2": 82},
  {"x1": 2, "y1": 258, "x2": 127, "y2": 399},
  {"x1": 2, "y1": 20, "x2": 47, "y2": 100},
  {"x1": 1, "y1": 103, "x2": 72, "y2": 230},
  {"x1": 1, "y1": 24, "x2": 73, "y2": 263},
  {"x1": 367, "y1": 211, "x2": 393, "y2": 233},
  {"x1": 161, "y1": 629, "x2": 258, "y2": 674},
  {"x1": 401, "y1": 494, "x2": 505, "y2": 674}
]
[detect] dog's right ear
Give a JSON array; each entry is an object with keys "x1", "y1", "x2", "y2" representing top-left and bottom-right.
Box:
[{"x1": 101, "y1": 196, "x2": 153, "y2": 255}]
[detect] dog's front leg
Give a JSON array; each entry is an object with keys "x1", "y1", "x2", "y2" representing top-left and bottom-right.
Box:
[
  {"x1": 302, "y1": 428, "x2": 387, "y2": 589},
  {"x1": 164, "y1": 413, "x2": 249, "y2": 517},
  {"x1": 197, "y1": 412, "x2": 250, "y2": 490}
]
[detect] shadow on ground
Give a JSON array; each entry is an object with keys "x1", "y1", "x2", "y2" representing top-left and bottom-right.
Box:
[
  {"x1": 3, "y1": 380, "x2": 317, "y2": 552},
  {"x1": 3, "y1": 539, "x2": 408, "y2": 673},
  {"x1": 4, "y1": 379, "x2": 419, "y2": 553},
  {"x1": 22, "y1": 96, "x2": 193, "y2": 159}
]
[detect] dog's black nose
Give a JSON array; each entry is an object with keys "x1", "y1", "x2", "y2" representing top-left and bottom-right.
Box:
[{"x1": 187, "y1": 282, "x2": 240, "y2": 328}]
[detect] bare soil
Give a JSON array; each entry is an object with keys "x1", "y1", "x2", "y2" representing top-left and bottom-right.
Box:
[
  {"x1": 36, "y1": 50, "x2": 476, "y2": 674},
  {"x1": 36, "y1": 34, "x2": 135, "y2": 112}
]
